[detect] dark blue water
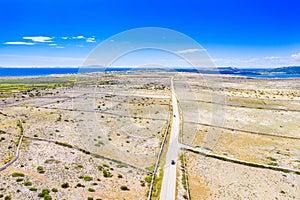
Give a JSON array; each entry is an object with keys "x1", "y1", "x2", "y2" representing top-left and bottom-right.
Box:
[
  {"x1": 0, "y1": 68, "x2": 80, "y2": 76},
  {"x1": 237, "y1": 73, "x2": 300, "y2": 79},
  {"x1": 0, "y1": 67, "x2": 299, "y2": 78},
  {"x1": 0, "y1": 68, "x2": 132, "y2": 77}
]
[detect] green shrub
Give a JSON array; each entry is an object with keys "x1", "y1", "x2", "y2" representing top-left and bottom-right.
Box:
[
  {"x1": 61, "y1": 183, "x2": 69, "y2": 188},
  {"x1": 29, "y1": 187, "x2": 37, "y2": 191},
  {"x1": 16, "y1": 178, "x2": 23, "y2": 182},
  {"x1": 51, "y1": 188, "x2": 58, "y2": 192},
  {"x1": 76, "y1": 183, "x2": 85, "y2": 188},
  {"x1": 103, "y1": 170, "x2": 113, "y2": 178},
  {"x1": 4, "y1": 196, "x2": 11, "y2": 200},
  {"x1": 44, "y1": 194, "x2": 52, "y2": 200},
  {"x1": 103, "y1": 164, "x2": 109, "y2": 168},
  {"x1": 146, "y1": 164, "x2": 155, "y2": 172},
  {"x1": 88, "y1": 188, "x2": 95, "y2": 192},
  {"x1": 38, "y1": 188, "x2": 50, "y2": 197},
  {"x1": 83, "y1": 176, "x2": 93, "y2": 181},
  {"x1": 144, "y1": 175, "x2": 152, "y2": 183},
  {"x1": 117, "y1": 174, "x2": 123, "y2": 178},
  {"x1": 12, "y1": 172, "x2": 24, "y2": 177},
  {"x1": 37, "y1": 166, "x2": 45, "y2": 173},
  {"x1": 120, "y1": 185, "x2": 129, "y2": 191},
  {"x1": 24, "y1": 180, "x2": 32, "y2": 186},
  {"x1": 116, "y1": 163, "x2": 128, "y2": 168}
]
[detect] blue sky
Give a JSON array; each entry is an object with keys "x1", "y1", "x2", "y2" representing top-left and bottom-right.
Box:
[{"x1": 1, "y1": 0, "x2": 300, "y2": 68}]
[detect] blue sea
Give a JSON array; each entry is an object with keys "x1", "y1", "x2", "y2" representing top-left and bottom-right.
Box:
[
  {"x1": 0, "y1": 67, "x2": 299, "y2": 78},
  {"x1": 237, "y1": 73, "x2": 300, "y2": 79},
  {"x1": 0, "y1": 68, "x2": 128, "y2": 77}
]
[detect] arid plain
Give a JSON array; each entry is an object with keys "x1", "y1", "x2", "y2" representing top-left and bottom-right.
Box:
[{"x1": 0, "y1": 71, "x2": 299, "y2": 200}]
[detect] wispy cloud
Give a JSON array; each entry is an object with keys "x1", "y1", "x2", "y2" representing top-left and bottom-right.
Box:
[
  {"x1": 72, "y1": 35, "x2": 85, "y2": 39},
  {"x1": 264, "y1": 56, "x2": 280, "y2": 60},
  {"x1": 214, "y1": 55, "x2": 300, "y2": 68},
  {"x1": 86, "y1": 37, "x2": 96, "y2": 43},
  {"x1": 49, "y1": 44, "x2": 65, "y2": 49},
  {"x1": 291, "y1": 52, "x2": 300, "y2": 59},
  {"x1": 175, "y1": 48, "x2": 206, "y2": 54},
  {"x1": 61, "y1": 36, "x2": 68, "y2": 40},
  {"x1": 0, "y1": 54, "x2": 83, "y2": 67},
  {"x1": 4, "y1": 41, "x2": 35, "y2": 45},
  {"x1": 23, "y1": 36, "x2": 53, "y2": 43}
]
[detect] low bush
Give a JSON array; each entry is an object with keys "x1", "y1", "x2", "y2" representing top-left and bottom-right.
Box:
[
  {"x1": 83, "y1": 176, "x2": 93, "y2": 181},
  {"x1": 120, "y1": 185, "x2": 129, "y2": 191},
  {"x1": 12, "y1": 172, "x2": 24, "y2": 177},
  {"x1": 61, "y1": 182, "x2": 69, "y2": 188}
]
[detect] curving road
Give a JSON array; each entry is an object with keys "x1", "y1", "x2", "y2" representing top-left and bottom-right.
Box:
[{"x1": 160, "y1": 78, "x2": 180, "y2": 200}]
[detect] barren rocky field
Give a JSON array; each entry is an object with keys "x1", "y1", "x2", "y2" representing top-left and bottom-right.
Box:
[
  {"x1": 175, "y1": 73, "x2": 300, "y2": 200},
  {"x1": 1, "y1": 72, "x2": 299, "y2": 199},
  {"x1": 0, "y1": 72, "x2": 171, "y2": 199}
]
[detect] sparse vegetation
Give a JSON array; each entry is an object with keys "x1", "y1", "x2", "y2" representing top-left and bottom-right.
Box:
[
  {"x1": 37, "y1": 166, "x2": 45, "y2": 173},
  {"x1": 4, "y1": 196, "x2": 11, "y2": 200},
  {"x1": 55, "y1": 141, "x2": 73, "y2": 148},
  {"x1": 11, "y1": 172, "x2": 24, "y2": 177},
  {"x1": 146, "y1": 164, "x2": 155, "y2": 172},
  {"x1": 38, "y1": 188, "x2": 50, "y2": 197},
  {"x1": 16, "y1": 178, "x2": 23, "y2": 182},
  {"x1": 76, "y1": 183, "x2": 85, "y2": 188},
  {"x1": 83, "y1": 176, "x2": 93, "y2": 181},
  {"x1": 103, "y1": 169, "x2": 113, "y2": 178},
  {"x1": 61, "y1": 182, "x2": 69, "y2": 188},
  {"x1": 117, "y1": 174, "x2": 123, "y2": 178},
  {"x1": 29, "y1": 187, "x2": 38, "y2": 191},
  {"x1": 120, "y1": 185, "x2": 129, "y2": 191},
  {"x1": 116, "y1": 163, "x2": 128, "y2": 168}
]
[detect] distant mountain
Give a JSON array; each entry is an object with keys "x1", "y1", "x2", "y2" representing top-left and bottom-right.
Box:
[
  {"x1": 216, "y1": 67, "x2": 261, "y2": 75},
  {"x1": 270, "y1": 66, "x2": 300, "y2": 74},
  {"x1": 216, "y1": 66, "x2": 300, "y2": 75}
]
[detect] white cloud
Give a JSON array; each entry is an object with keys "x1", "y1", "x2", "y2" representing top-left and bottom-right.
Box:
[
  {"x1": 264, "y1": 56, "x2": 279, "y2": 60},
  {"x1": 49, "y1": 44, "x2": 64, "y2": 48},
  {"x1": 86, "y1": 37, "x2": 96, "y2": 43},
  {"x1": 61, "y1": 36, "x2": 68, "y2": 40},
  {"x1": 175, "y1": 48, "x2": 206, "y2": 54},
  {"x1": 291, "y1": 52, "x2": 300, "y2": 59},
  {"x1": 72, "y1": 35, "x2": 85, "y2": 39},
  {"x1": 4, "y1": 41, "x2": 35, "y2": 45},
  {"x1": 23, "y1": 36, "x2": 53, "y2": 43}
]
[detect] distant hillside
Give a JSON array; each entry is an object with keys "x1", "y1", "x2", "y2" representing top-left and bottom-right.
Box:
[
  {"x1": 270, "y1": 66, "x2": 300, "y2": 74},
  {"x1": 217, "y1": 66, "x2": 300, "y2": 75}
]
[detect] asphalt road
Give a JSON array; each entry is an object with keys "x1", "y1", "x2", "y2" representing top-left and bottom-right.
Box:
[{"x1": 160, "y1": 78, "x2": 180, "y2": 200}]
